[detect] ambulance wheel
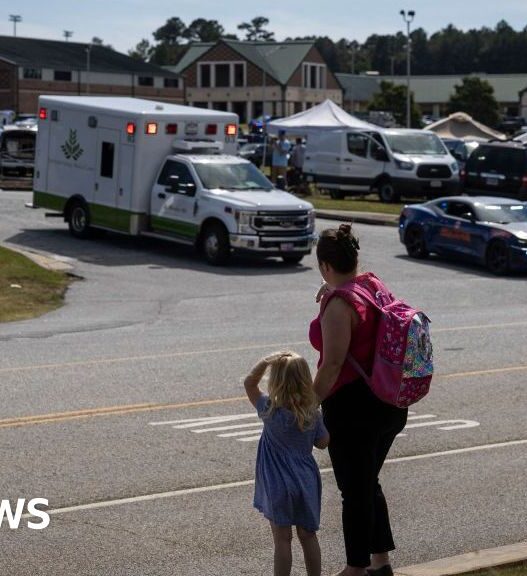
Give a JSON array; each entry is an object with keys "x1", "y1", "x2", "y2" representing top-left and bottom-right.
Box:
[
  {"x1": 68, "y1": 200, "x2": 91, "y2": 239},
  {"x1": 202, "y1": 223, "x2": 230, "y2": 265}
]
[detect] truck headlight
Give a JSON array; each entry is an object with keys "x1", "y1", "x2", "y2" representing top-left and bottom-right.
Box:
[
  {"x1": 450, "y1": 162, "x2": 460, "y2": 173},
  {"x1": 395, "y1": 158, "x2": 414, "y2": 171},
  {"x1": 234, "y1": 210, "x2": 253, "y2": 234},
  {"x1": 308, "y1": 210, "x2": 316, "y2": 231}
]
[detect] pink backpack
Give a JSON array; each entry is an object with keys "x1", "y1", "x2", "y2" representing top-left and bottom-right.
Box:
[{"x1": 344, "y1": 283, "x2": 433, "y2": 408}]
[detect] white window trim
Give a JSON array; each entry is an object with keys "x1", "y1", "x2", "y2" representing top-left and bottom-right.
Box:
[
  {"x1": 302, "y1": 62, "x2": 327, "y2": 89},
  {"x1": 198, "y1": 61, "x2": 246, "y2": 88}
]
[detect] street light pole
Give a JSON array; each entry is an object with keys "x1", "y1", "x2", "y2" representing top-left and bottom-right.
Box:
[
  {"x1": 63, "y1": 30, "x2": 73, "y2": 42},
  {"x1": 9, "y1": 14, "x2": 22, "y2": 37},
  {"x1": 85, "y1": 44, "x2": 92, "y2": 95},
  {"x1": 400, "y1": 9, "x2": 415, "y2": 128}
]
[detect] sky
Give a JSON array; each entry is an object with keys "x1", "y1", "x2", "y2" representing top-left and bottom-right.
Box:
[{"x1": 1, "y1": 0, "x2": 527, "y2": 56}]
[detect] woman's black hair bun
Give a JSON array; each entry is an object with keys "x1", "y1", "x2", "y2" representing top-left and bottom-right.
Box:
[{"x1": 336, "y1": 223, "x2": 352, "y2": 240}]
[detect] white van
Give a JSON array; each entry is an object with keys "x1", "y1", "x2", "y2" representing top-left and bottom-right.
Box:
[
  {"x1": 32, "y1": 96, "x2": 316, "y2": 265},
  {"x1": 303, "y1": 128, "x2": 460, "y2": 202}
]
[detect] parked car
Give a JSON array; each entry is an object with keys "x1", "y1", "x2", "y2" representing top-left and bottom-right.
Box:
[
  {"x1": 0, "y1": 124, "x2": 37, "y2": 179},
  {"x1": 441, "y1": 138, "x2": 480, "y2": 170},
  {"x1": 237, "y1": 142, "x2": 273, "y2": 167},
  {"x1": 497, "y1": 116, "x2": 526, "y2": 135},
  {"x1": 399, "y1": 196, "x2": 527, "y2": 274},
  {"x1": 461, "y1": 141, "x2": 527, "y2": 201}
]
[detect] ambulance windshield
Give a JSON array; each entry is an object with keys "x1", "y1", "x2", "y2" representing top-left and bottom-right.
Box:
[{"x1": 194, "y1": 161, "x2": 273, "y2": 191}]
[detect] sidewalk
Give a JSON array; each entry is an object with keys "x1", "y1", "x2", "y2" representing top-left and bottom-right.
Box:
[
  {"x1": 315, "y1": 209, "x2": 399, "y2": 227},
  {"x1": 393, "y1": 541, "x2": 527, "y2": 576}
]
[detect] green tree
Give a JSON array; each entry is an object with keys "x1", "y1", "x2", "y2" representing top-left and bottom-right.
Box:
[
  {"x1": 128, "y1": 39, "x2": 153, "y2": 62},
  {"x1": 447, "y1": 76, "x2": 499, "y2": 126},
  {"x1": 91, "y1": 36, "x2": 113, "y2": 50},
  {"x1": 369, "y1": 81, "x2": 421, "y2": 127},
  {"x1": 153, "y1": 17, "x2": 187, "y2": 45},
  {"x1": 184, "y1": 19, "x2": 226, "y2": 42},
  {"x1": 237, "y1": 17, "x2": 274, "y2": 41}
]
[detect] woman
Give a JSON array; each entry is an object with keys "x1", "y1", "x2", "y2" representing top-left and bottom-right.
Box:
[{"x1": 310, "y1": 224, "x2": 407, "y2": 576}]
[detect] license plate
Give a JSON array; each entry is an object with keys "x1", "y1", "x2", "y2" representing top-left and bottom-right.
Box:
[
  {"x1": 486, "y1": 177, "x2": 499, "y2": 186},
  {"x1": 280, "y1": 243, "x2": 295, "y2": 251},
  {"x1": 430, "y1": 180, "x2": 442, "y2": 188}
]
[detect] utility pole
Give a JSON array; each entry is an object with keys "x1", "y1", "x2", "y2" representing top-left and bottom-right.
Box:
[
  {"x1": 9, "y1": 14, "x2": 22, "y2": 37},
  {"x1": 400, "y1": 9, "x2": 415, "y2": 128},
  {"x1": 86, "y1": 44, "x2": 92, "y2": 95}
]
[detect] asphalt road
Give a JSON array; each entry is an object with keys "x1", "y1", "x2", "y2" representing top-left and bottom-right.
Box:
[{"x1": 0, "y1": 190, "x2": 526, "y2": 576}]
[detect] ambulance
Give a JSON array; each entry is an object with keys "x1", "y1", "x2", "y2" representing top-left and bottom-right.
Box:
[{"x1": 32, "y1": 96, "x2": 316, "y2": 265}]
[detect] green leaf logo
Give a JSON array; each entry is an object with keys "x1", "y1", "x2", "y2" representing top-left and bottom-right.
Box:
[{"x1": 61, "y1": 129, "x2": 84, "y2": 160}]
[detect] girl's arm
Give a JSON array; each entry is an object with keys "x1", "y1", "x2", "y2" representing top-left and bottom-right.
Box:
[
  {"x1": 313, "y1": 297, "x2": 358, "y2": 401},
  {"x1": 243, "y1": 359, "x2": 267, "y2": 408},
  {"x1": 314, "y1": 432, "x2": 330, "y2": 450}
]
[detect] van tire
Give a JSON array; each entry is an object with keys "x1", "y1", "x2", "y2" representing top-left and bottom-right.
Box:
[
  {"x1": 202, "y1": 222, "x2": 230, "y2": 265},
  {"x1": 404, "y1": 225, "x2": 429, "y2": 259},
  {"x1": 328, "y1": 189, "x2": 346, "y2": 200},
  {"x1": 67, "y1": 200, "x2": 91, "y2": 239},
  {"x1": 378, "y1": 179, "x2": 400, "y2": 203}
]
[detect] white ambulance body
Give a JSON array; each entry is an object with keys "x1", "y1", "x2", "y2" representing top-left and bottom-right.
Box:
[{"x1": 32, "y1": 96, "x2": 315, "y2": 265}]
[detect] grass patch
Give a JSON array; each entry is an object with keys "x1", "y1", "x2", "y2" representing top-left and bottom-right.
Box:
[
  {"x1": 0, "y1": 246, "x2": 73, "y2": 323},
  {"x1": 306, "y1": 193, "x2": 406, "y2": 215},
  {"x1": 456, "y1": 562, "x2": 527, "y2": 576}
]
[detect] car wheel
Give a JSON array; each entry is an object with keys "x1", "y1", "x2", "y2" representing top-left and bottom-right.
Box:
[
  {"x1": 202, "y1": 223, "x2": 231, "y2": 265},
  {"x1": 328, "y1": 189, "x2": 345, "y2": 200},
  {"x1": 68, "y1": 200, "x2": 91, "y2": 239},
  {"x1": 378, "y1": 179, "x2": 400, "y2": 203},
  {"x1": 282, "y1": 254, "x2": 304, "y2": 265},
  {"x1": 486, "y1": 240, "x2": 509, "y2": 275},
  {"x1": 405, "y1": 225, "x2": 429, "y2": 259}
]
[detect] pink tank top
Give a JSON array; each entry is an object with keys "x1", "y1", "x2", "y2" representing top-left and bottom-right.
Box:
[{"x1": 309, "y1": 272, "x2": 391, "y2": 398}]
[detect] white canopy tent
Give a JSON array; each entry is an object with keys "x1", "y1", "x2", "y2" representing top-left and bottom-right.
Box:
[
  {"x1": 424, "y1": 112, "x2": 505, "y2": 141},
  {"x1": 267, "y1": 99, "x2": 377, "y2": 135}
]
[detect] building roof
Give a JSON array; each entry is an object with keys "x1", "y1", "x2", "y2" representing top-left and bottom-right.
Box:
[
  {"x1": 337, "y1": 72, "x2": 527, "y2": 105},
  {"x1": 335, "y1": 74, "x2": 380, "y2": 102},
  {"x1": 0, "y1": 36, "x2": 177, "y2": 77},
  {"x1": 172, "y1": 40, "x2": 314, "y2": 84}
]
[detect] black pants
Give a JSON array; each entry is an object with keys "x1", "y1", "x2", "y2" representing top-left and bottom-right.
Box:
[{"x1": 322, "y1": 379, "x2": 408, "y2": 568}]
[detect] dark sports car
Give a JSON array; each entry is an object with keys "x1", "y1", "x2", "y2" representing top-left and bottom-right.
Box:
[{"x1": 399, "y1": 196, "x2": 527, "y2": 274}]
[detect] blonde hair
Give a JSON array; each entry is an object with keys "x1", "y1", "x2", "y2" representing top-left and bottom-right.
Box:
[{"x1": 265, "y1": 351, "x2": 319, "y2": 431}]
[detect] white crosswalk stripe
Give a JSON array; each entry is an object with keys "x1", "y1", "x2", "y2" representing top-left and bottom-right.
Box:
[{"x1": 148, "y1": 411, "x2": 480, "y2": 443}]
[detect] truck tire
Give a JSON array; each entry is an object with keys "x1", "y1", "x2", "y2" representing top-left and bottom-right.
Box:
[
  {"x1": 68, "y1": 200, "x2": 91, "y2": 239},
  {"x1": 202, "y1": 222, "x2": 231, "y2": 265},
  {"x1": 378, "y1": 178, "x2": 400, "y2": 203},
  {"x1": 282, "y1": 254, "x2": 304, "y2": 265},
  {"x1": 328, "y1": 189, "x2": 346, "y2": 200}
]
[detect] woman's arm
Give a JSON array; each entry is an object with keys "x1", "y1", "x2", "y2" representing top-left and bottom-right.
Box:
[{"x1": 313, "y1": 297, "x2": 358, "y2": 401}]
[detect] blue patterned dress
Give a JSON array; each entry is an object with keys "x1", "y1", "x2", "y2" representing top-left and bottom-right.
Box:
[{"x1": 253, "y1": 395, "x2": 328, "y2": 532}]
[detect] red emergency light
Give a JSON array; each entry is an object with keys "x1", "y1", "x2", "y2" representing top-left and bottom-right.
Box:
[
  {"x1": 126, "y1": 122, "x2": 136, "y2": 135},
  {"x1": 205, "y1": 124, "x2": 217, "y2": 135},
  {"x1": 39, "y1": 107, "x2": 47, "y2": 120},
  {"x1": 225, "y1": 124, "x2": 237, "y2": 136},
  {"x1": 145, "y1": 122, "x2": 158, "y2": 135},
  {"x1": 165, "y1": 123, "x2": 178, "y2": 134}
]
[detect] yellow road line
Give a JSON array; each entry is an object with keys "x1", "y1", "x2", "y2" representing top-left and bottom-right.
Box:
[
  {"x1": 0, "y1": 397, "x2": 246, "y2": 429},
  {"x1": 1, "y1": 363, "x2": 526, "y2": 430}
]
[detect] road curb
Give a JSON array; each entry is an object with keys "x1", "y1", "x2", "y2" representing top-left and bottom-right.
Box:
[
  {"x1": 1, "y1": 242, "x2": 74, "y2": 272},
  {"x1": 315, "y1": 209, "x2": 399, "y2": 227},
  {"x1": 394, "y1": 541, "x2": 527, "y2": 576}
]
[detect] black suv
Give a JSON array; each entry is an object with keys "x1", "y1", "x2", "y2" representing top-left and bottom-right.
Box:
[{"x1": 461, "y1": 141, "x2": 527, "y2": 201}]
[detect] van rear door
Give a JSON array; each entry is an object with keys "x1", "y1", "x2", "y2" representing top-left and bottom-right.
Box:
[{"x1": 94, "y1": 128, "x2": 120, "y2": 219}]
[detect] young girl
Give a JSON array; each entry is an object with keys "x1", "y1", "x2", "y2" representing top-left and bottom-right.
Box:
[{"x1": 244, "y1": 351, "x2": 330, "y2": 576}]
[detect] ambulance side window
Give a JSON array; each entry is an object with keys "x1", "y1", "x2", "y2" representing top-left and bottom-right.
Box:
[
  {"x1": 157, "y1": 160, "x2": 195, "y2": 190},
  {"x1": 100, "y1": 142, "x2": 115, "y2": 178}
]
